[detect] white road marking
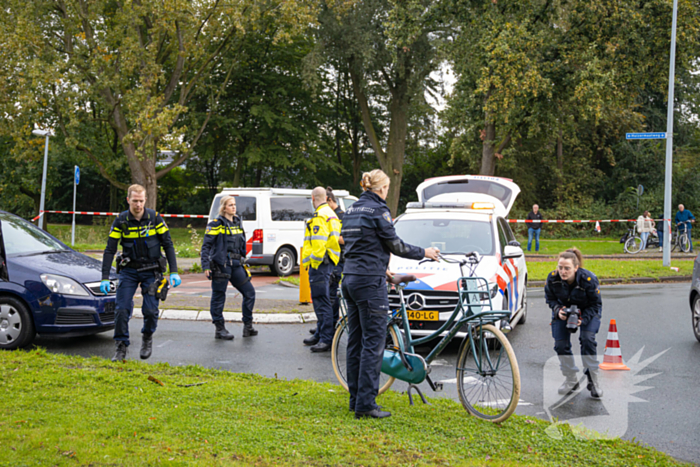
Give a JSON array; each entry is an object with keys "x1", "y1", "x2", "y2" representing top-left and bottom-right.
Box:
[{"x1": 157, "y1": 340, "x2": 173, "y2": 348}]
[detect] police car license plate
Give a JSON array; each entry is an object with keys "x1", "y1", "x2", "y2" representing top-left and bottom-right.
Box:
[{"x1": 407, "y1": 310, "x2": 439, "y2": 321}]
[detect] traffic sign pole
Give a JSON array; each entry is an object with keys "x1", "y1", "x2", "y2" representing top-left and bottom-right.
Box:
[
  {"x1": 71, "y1": 166, "x2": 80, "y2": 246},
  {"x1": 663, "y1": 0, "x2": 678, "y2": 267}
]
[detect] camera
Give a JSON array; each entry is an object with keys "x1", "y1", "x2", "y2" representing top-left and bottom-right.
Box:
[{"x1": 564, "y1": 305, "x2": 580, "y2": 333}]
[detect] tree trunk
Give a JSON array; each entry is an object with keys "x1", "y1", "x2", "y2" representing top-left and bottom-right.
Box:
[
  {"x1": 480, "y1": 118, "x2": 497, "y2": 176},
  {"x1": 557, "y1": 129, "x2": 564, "y2": 173}
]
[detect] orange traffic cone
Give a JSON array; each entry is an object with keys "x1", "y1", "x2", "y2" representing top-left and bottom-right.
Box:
[{"x1": 599, "y1": 319, "x2": 630, "y2": 371}]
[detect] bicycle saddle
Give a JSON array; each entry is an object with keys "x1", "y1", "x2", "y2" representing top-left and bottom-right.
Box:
[{"x1": 389, "y1": 274, "x2": 417, "y2": 285}]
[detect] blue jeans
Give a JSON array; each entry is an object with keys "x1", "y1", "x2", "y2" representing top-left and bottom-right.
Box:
[
  {"x1": 640, "y1": 232, "x2": 649, "y2": 250},
  {"x1": 114, "y1": 267, "x2": 160, "y2": 346},
  {"x1": 552, "y1": 313, "x2": 601, "y2": 374},
  {"x1": 309, "y1": 262, "x2": 334, "y2": 344},
  {"x1": 527, "y1": 228, "x2": 541, "y2": 252},
  {"x1": 209, "y1": 260, "x2": 256, "y2": 324},
  {"x1": 342, "y1": 274, "x2": 390, "y2": 413}
]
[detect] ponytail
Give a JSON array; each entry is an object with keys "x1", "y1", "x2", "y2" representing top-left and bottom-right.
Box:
[{"x1": 558, "y1": 247, "x2": 583, "y2": 268}]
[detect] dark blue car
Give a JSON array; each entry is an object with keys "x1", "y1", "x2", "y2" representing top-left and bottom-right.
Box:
[{"x1": 0, "y1": 211, "x2": 117, "y2": 350}]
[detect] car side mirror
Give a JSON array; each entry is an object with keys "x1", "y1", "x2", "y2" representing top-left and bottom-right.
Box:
[
  {"x1": 503, "y1": 244, "x2": 523, "y2": 260},
  {"x1": 507, "y1": 240, "x2": 521, "y2": 248}
]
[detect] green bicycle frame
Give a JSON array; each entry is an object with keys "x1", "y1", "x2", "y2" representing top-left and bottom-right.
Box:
[{"x1": 392, "y1": 276, "x2": 511, "y2": 369}]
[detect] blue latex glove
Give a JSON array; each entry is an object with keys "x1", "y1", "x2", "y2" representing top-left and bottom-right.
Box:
[
  {"x1": 99, "y1": 280, "x2": 111, "y2": 295},
  {"x1": 170, "y1": 273, "x2": 182, "y2": 288}
]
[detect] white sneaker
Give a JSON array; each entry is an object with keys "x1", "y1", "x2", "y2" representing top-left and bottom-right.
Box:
[{"x1": 659, "y1": 247, "x2": 663, "y2": 252}]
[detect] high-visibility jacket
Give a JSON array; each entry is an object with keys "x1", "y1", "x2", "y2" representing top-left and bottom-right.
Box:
[{"x1": 302, "y1": 203, "x2": 341, "y2": 269}]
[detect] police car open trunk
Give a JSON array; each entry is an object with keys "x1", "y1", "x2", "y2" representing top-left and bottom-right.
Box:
[{"x1": 415, "y1": 175, "x2": 520, "y2": 218}]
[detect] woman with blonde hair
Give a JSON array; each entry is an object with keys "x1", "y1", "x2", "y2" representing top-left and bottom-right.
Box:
[
  {"x1": 201, "y1": 195, "x2": 258, "y2": 340},
  {"x1": 544, "y1": 248, "x2": 603, "y2": 399},
  {"x1": 340, "y1": 169, "x2": 440, "y2": 419}
]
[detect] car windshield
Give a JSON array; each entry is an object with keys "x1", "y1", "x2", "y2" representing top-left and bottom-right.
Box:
[
  {"x1": 0, "y1": 213, "x2": 67, "y2": 256},
  {"x1": 394, "y1": 218, "x2": 494, "y2": 256}
]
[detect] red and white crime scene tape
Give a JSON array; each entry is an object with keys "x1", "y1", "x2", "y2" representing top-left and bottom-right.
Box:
[
  {"x1": 31, "y1": 210, "x2": 672, "y2": 228},
  {"x1": 31, "y1": 210, "x2": 209, "y2": 222}
]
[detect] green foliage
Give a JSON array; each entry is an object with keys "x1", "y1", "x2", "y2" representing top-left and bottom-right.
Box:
[{"x1": 0, "y1": 350, "x2": 686, "y2": 466}]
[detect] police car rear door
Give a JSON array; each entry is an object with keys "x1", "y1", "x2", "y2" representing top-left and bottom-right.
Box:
[{"x1": 416, "y1": 175, "x2": 521, "y2": 217}]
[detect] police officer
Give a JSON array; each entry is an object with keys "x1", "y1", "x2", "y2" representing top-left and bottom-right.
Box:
[
  {"x1": 201, "y1": 195, "x2": 258, "y2": 339},
  {"x1": 301, "y1": 187, "x2": 341, "y2": 352},
  {"x1": 100, "y1": 184, "x2": 181, "y2": 362},
  {"x1": 308, "y1": 186, "x2": 344, "y2": 338},
  {"x1": 545, "y1": 247, "x2": 603, "y2": 398},
  {"x1": 342, "y1": 169, "x2": 439, "y2": 419}
]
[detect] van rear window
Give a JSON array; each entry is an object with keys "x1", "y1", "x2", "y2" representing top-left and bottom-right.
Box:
[
  {"x1": 270, "y1": 197, "x2": 314, "y2": 221},
  {"x1": 210, "y1": 196, "x2": 257, "y2": 221}
]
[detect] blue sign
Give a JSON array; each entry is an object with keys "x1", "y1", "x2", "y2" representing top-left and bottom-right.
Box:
[
  {"x1": 74, "y1": 166, "x2": 80, "y2": 185},
  {"x1": 626, "y1": 132, "x2": 666, "y2": 140}
]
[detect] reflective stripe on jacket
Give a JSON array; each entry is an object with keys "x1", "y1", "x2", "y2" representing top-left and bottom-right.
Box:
[
  {"x1": 301, "y1": 203, "x2": 341, "y2": 269},
  {"x1": 201, "y1": 216, "x2": 247, "y2": 271}
]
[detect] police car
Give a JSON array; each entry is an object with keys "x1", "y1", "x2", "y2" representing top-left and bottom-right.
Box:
[{"x1": 388, "y1": 175, "x2": 527, "y2": 336}]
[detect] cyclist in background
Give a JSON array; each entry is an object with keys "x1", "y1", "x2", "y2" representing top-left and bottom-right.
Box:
[{"x1": 675, "y1": 204, "x2": 695, "y2": 252}]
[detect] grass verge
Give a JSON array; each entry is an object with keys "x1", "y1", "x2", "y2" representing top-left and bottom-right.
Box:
[
  {"x1": 1, "y1": 349, "x2": 687, "y2": 466},
  {"x1": 277, "y1": 276, "x2": 300, "y2": 286},
  {"x1": 516, "y1": 237, "x2": 630, "y2": 256},
  {"x1": 527, "y1": 259, "x2": 694, "y2": 281}
]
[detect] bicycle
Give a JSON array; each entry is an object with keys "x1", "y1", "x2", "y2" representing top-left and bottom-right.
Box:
[
  {"x1": 623, "y1": 224, "x2": 643, "y2": 254},
  {"x1": 331, "y1": 252, "x2": 521, "y2": 423},
  {"x1": 672, "y1": 220, "x2": 692, "y2": 253}
]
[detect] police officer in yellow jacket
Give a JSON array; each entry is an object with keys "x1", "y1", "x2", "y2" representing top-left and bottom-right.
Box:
[{"x1": 301, "y1": 187, "x2": 341, "y2": 352}]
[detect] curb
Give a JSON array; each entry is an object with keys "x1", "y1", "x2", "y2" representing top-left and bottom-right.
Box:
[
  {"x1": 528, "y1": 276, "x2": 692, "y2": 287},
  {"x1": 131, "y1": 308, "x2": 316, "y2": 324}
]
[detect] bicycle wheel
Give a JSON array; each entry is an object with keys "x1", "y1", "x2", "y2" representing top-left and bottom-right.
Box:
[
  {"x1": 456, "y1": 324, "x2": 520, "y2": 423},
  {"x1": 680, "y1": 233, "x2": 690, "y2": 253},
  {"x1": 331, "y1": 316, "x2": 399, "y2": 395},
  {"x1": 624, "y1": 236, "x2": 643, "y2": 254}
]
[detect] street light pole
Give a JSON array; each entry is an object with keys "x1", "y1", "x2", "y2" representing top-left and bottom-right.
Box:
[
  {"x1": 35, "y1": 132, "x2": 51, "y2": 230},
  {"x1": 662, "y1": 0, "x2": 678, "y2": 267}
]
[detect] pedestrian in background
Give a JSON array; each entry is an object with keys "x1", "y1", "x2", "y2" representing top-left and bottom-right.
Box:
[
  {"x1": 526, "y1": 204, "x2": 543, "y2": 252},
  {"x1": 675, "y1": 204, "x2": 696, "y2": 252},
  {"x1": 657, "y1": 213, "x2": 665, "y2": 252},
  {"x1": 636, "y1": 211, "x2": 655, "y2": 251},
  {"x1": 201, "y1": 195, "x2": 258, "y2": 340},
  {"x1": 301, "y1": 187, "x2": 341, "y2": 352},
  {"x1": 100, "y1": 184, "x2": 181, "y2": 362},
  {"x1": 341, "y1": 169, "x2": 439, "y2": 419}
]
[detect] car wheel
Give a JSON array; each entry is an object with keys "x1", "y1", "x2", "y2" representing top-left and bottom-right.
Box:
[
  {"x1": 693, "y1": 294, "x2": 700, "y2": 343},
  {"x1": 519, "y1": 285, "x2": 528, "y2": 325},
  {"x1": 271, "y1": 247, "x2": 295, "y2": 277},
  {"x1": 0, "y1": 296, "x2": 35, "y2": 350}
]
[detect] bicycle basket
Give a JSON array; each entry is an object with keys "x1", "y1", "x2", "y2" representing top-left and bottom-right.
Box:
[{"x1": 381, "y1": 349, "x2": 427, "y2": 385}]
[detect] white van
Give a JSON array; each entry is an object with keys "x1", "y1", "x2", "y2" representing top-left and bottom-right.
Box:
[{"x1": 208, "y1": 188, "x2": 358, "y2": 276}]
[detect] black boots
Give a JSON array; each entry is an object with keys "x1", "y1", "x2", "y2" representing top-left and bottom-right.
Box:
[
  {"x1": 558, "y1": 373, "x2": 580, "y2": 395},
  {"x1": 355, "y1": 408, "x2": 391, "y2": 419},
  {"x1": 586, "y1": 369, "x2": 603, "y2": 399},
  {"x1": 112, "y1": 341, "x2": 127, "y2": 362},
  {"x1": 243, "y1": 322, "x2": 258, "y2": 337},
  {"x1": 214, "y1": 321, "x2": 234, "y2": 340},
  {"x1": 140, "y1": 334, "x2": 153, "y2": 360}
]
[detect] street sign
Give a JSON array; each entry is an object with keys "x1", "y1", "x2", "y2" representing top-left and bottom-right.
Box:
[
  {"x1": 626, "y1": 132, "x2": 666, "y2": 140},
  {"x1": 75, "y1": 166, "x2": 80, "y2": 185}
]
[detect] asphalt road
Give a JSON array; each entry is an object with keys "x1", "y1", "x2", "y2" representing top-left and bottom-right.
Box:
[{"x1": 35, "y1": 283, "x2": 700, "y2": 464}]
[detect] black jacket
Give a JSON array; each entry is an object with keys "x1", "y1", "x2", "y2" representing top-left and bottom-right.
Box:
[
  {"x1": 201, "y1": 215, "x2": 247, "y2": 271},
  {"x1": 544, "y1": 267, "x2": 602, "y2": 325},
  {"x1": 526, "y1": 210, "x2": 543, "y2": 230},
  {"x1": 341, "y1": 190, "x2": 424, "y2": 276},
  {"x1": 102, "y1": 209, "x2": 177, "y2": 280}
]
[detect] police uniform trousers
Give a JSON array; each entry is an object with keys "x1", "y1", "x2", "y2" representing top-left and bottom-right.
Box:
[
  {"x1": 114, "y1": 267, "x2": 160, "y2": 346},
  {"x1": 210, "y1": 260, "x2": 256, "y2": 324},
  {"x1": 309, "y1": 262, "x2": 334, "y2": 344},
  {"x1": 313, "y1": 262, "x2": 344, "y2": 342},
  {"x1": 341, "y1": 274, "x2": 390, "y2": 413},
  {"x1": 552, "y1": 314, "x2": 601, "y2": 374}
]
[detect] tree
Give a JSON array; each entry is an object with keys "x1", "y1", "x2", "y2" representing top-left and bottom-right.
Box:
[
  {"x1": 0, "y1": 0, "x2": 317, "y2": 209},
  {"x1": 316, "y1": 0, "x2": 445, "y2": 214}
]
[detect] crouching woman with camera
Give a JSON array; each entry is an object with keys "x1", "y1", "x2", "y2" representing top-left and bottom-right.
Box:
[{"x1": 545, "y1": 248, "x2": 603, "y2": 398}]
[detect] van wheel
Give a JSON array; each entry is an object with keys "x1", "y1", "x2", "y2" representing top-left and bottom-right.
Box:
[
  {"x1": 271, "y1": 247, "x2": 295, "y2": 276},
  {"x1": 0, "y1": 296, "x2": 35, "y2": 350}
]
